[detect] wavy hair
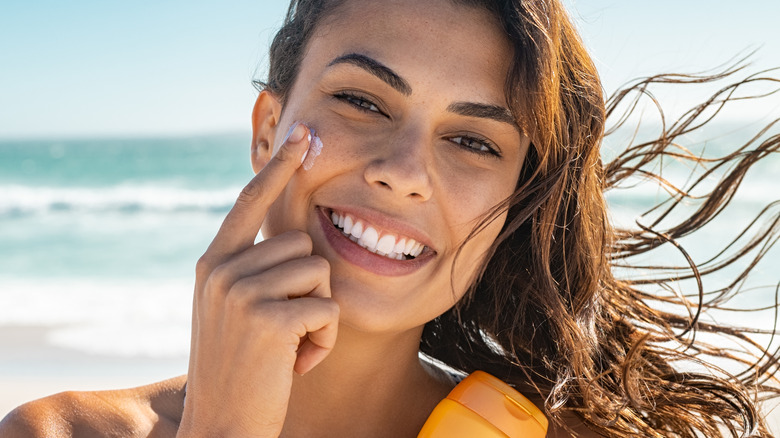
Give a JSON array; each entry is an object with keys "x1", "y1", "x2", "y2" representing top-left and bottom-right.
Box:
[{"x1": 257, "y1": 0, "x2": 780, "y2": 436}]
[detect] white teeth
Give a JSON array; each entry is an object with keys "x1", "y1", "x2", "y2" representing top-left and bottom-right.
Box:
[
  {"x1": 329, "y1": 210, "x2": 428, "y2": 260},
  {"x1": 404, "y1": 239, "x2": 415, "y2": 255},
  {"x1": 343, "y1": 215, "x2": 353, "y2": 235},
  {"x1": 359, "y1": 226, "x2": 379, "y2": 250},
  {"x1": 350, "y1": 221, "x2": 363, "y2": 240},
  {"x1": 376, "y1": 234, "x2": 395, "y2": 254}
]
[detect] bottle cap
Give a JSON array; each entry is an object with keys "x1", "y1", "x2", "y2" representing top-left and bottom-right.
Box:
[{"x1": 447, "y1": 371, "x2": 548, "y2": 437}]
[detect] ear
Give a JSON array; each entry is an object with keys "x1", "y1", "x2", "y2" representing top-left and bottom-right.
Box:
[{"x1": 251, "y1": 89, "x2": 283, "y2": 173}]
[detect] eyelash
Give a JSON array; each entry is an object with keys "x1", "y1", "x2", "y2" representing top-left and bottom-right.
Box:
[
  {"x1": 448, "y1": 135, "x2": 501, "y2": 158},
  {"x1": 333, "y1": 91, "x2": 501, "y2": 158},
  {"x1": 334, "y1": 91, "x2": 385, "y2": 115}
]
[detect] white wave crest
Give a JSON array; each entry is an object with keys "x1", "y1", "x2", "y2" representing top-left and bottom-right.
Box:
[{"x1": 0, "y1": 184, "x2": 241, "y2": 216}]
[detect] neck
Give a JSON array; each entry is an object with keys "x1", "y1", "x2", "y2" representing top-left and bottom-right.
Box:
[{"x1": 282, "y1": 324, "x2": 452, "y2": 438}]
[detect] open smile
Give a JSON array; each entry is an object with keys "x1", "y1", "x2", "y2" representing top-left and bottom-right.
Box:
[
  {"x1": 329, "y1": 209, "x2": 427, "y2": 260},
  {"x1": 318, "y1": 207, "x2": 436, "y2": 276}
]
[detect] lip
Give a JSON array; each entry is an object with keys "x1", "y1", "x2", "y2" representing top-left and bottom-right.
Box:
[{"x1": 317, "y1": 206, "x2": 436, "y2": 277}]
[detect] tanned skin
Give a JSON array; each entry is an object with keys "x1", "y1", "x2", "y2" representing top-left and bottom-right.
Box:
[
  {"x1": 0, "y1": 375, "x2": 600, "y2": 437},
  {"x1": 0, "y1": 376, "x2": 186, "y2": 438}
]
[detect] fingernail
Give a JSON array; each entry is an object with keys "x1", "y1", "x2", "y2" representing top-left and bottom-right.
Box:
[
  {"x1": 282, "y1": 121, "x2": 298, "y2": 144},
  {"x1": 284, "y1": 122, "x2": 308, "y2": 144}
]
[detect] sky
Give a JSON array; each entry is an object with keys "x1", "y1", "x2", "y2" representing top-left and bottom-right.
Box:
[{"x1": 1, "y1": 0, "x2": 778, "y2": 139}]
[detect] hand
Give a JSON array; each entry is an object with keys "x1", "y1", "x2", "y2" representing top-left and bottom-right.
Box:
[{"x1": 177, "y1": 123, "x2": 340, "y2": 437}]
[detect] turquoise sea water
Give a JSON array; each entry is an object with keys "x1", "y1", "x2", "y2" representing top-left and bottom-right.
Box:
[
  {"x1": 0, "y1": 129, "x2": 777, "y2": 360},
  {"x1": 1, "y1": 134, "x2": 252, "y2": 279},
  {"x1": 0, "y1": 134, "x2": 252, "y2": 358}
]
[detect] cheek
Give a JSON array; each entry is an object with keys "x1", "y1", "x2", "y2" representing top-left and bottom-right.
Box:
[
  {"x1": 436, "y1": 172, "x2": 513, "y2": 295},
  {"x1": 449, "y1": 212, "x2": 506, "y2": 295},
  {"x1": 259, "y1": 126, "x2": 357, "y2": 238},
  {"x1": 281, "y1": 102, "x2": 367, "y2": 173},
  {"x1": 309, "y1": 127, "x2": 362, "y2": 171},
  {"x1": 438, "y1": 166, "x2": 512, "y2": 233},
  {"x1": 261, "y1": 193, "x2": 297, "y2": 238}
]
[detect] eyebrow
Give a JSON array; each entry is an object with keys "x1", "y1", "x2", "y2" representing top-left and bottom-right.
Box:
[
  {"x1": 327, "y1": 52, "x2": 518, "y2": 131},
  {"x1": 328, "y1": 53, "x2": 412, "y2": 96},
  {"x1": 447, "y1": 102, "x2": 518, "y2": 129}
]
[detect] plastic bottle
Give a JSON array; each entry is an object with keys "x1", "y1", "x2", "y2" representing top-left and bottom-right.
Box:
[{"x1": 418, "y1": 370, "x2": 548, "y2": 437}]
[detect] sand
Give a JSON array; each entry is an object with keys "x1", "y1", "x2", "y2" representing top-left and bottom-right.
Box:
[{"x1": 0, "y1": 325, "x2": 187, "y2": 418}]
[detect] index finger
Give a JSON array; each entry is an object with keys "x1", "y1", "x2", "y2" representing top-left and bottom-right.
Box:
[{"x1": 210, "y1": 122, "x2": 311, "y2": 255}]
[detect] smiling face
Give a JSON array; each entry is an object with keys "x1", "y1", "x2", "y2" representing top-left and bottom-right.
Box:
[{"x1": 254, "y1": 0, "x2": 530, "y2": 334}]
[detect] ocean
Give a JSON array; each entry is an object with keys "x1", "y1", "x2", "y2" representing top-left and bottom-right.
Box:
[
  {"x1": 0, "y1": 128, "x2": 777, "y2": 372},
  {"x1": 0, "y1": 134, "x2": 251, "y2": 363}
]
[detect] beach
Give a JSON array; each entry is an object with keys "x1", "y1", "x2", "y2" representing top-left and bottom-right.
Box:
[
  {"x1": 1, "y1": 132, "x2": 779, "y2": 432},
  {"x1": 0, "y1": 325, "x2": 187, "y2": 418},
  {"x1": 0, "y1": 136, "x2": 240, "y2": 421}
]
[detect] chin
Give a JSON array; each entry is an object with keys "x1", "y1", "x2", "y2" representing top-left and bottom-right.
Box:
[{"x1": 327, "y1": 273, "x2": 455, "y2": 336}]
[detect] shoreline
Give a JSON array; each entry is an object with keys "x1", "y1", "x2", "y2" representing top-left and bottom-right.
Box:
[{"x1": 0, "y1": 325, "x2": 187, "y2": 418}]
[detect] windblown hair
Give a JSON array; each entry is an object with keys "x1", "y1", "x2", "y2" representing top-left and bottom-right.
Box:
[{"x1": 258, "y1": 0, "x2": 780, "y2": 436}]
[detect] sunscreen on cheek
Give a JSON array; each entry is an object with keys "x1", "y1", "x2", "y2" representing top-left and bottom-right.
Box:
[{"x1": 302, "y1": 127, "x2": 323, "y2": 171}]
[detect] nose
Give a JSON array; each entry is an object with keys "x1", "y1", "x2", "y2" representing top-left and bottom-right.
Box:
[{"x1": 363, "y1": 131, "x2": 434, "y2": 201}]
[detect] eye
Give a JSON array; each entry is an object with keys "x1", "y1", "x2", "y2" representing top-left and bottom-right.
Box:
[
  {"x1": 334, "y1": 91, "x2": 385, "y2": 115},
  {"x1": 449, "y1": 135, "x2": 501, "y2": 158}
]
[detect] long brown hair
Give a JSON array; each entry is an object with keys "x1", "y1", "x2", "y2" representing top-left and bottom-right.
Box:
[{"x1": 258, "y1": 0, "x2": 780, "y2": 436}]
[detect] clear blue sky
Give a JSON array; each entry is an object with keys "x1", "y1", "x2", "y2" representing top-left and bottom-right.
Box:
[{"x1": 1, "y1": 0, "x2": 778, "y2": 139}]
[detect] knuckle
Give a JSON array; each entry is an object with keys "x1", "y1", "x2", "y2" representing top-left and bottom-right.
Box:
[
  {"x1": 308, "y1": 255, "x2": 331, "y2": 275},
  {"x1": 195, "y1": 253, "x2": 215, "y2": 281},
  {"x1": 206, "y1": 263, "x2": 234, "y2": 297},
  {"x1": 255, "y1": 304, "x2": 291, "y2": 331},
  {"x1": 279, "y1": 230, "x2": 313, "y2": 251},
  {"x1": 326, "y1": 299, "x2": 340, "y2": 318},
  {"x1": 236, "y1": 178, "x2": 264, "y2": 207},
  {"x1": 272, "y1": 143, "x2": 294, "y2": 164}
]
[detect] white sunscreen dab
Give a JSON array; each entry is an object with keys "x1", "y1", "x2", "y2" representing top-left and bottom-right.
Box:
[{"x1": 302, "y1": 127, "x2": 323, "y2": 170}]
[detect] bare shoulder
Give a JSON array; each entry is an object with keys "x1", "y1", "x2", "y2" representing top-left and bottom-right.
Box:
[{"x1": 0, "y1": 375, "x2": 186, "y2": 438}]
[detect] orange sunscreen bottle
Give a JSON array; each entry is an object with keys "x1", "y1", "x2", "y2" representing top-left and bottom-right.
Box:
[{"x1": 418, "y1": 371, "x2": 548, "y2": 438}]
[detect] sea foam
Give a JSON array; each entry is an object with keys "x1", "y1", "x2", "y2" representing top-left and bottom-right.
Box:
[
  {"x1": 0, "y1": 184, "x2": 240, "y2": 217},
  {"x1": 0, "y1": 277, "x2": 192, "y2": 358}
]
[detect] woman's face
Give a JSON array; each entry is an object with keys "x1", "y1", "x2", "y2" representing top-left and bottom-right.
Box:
[{"x1": 256, "y1": 0, "x2": 529, "y2": 334}]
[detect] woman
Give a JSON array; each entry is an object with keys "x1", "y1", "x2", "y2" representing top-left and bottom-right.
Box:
[{"x1": 2, "y1": 0, "x2": 777, "y2": 436}]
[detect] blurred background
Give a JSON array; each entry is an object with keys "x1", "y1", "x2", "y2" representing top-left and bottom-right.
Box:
[{"x1": 1, "y1": 0, "x2": 779, "y2": 429}]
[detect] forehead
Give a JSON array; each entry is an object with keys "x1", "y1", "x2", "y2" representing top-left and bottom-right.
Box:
[{"x1": 305, "y1": 0, "x2": 513, "y2": 105}]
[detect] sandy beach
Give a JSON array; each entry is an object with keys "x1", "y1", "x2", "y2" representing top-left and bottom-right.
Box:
[{"x1": 0, "y1": 325, "x2": 188, "y2": 419}]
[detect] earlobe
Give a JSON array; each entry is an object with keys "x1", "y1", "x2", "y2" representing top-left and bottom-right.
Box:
[{"x1": 251, "y1": 90, "x2": 283, "y2": 173}]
